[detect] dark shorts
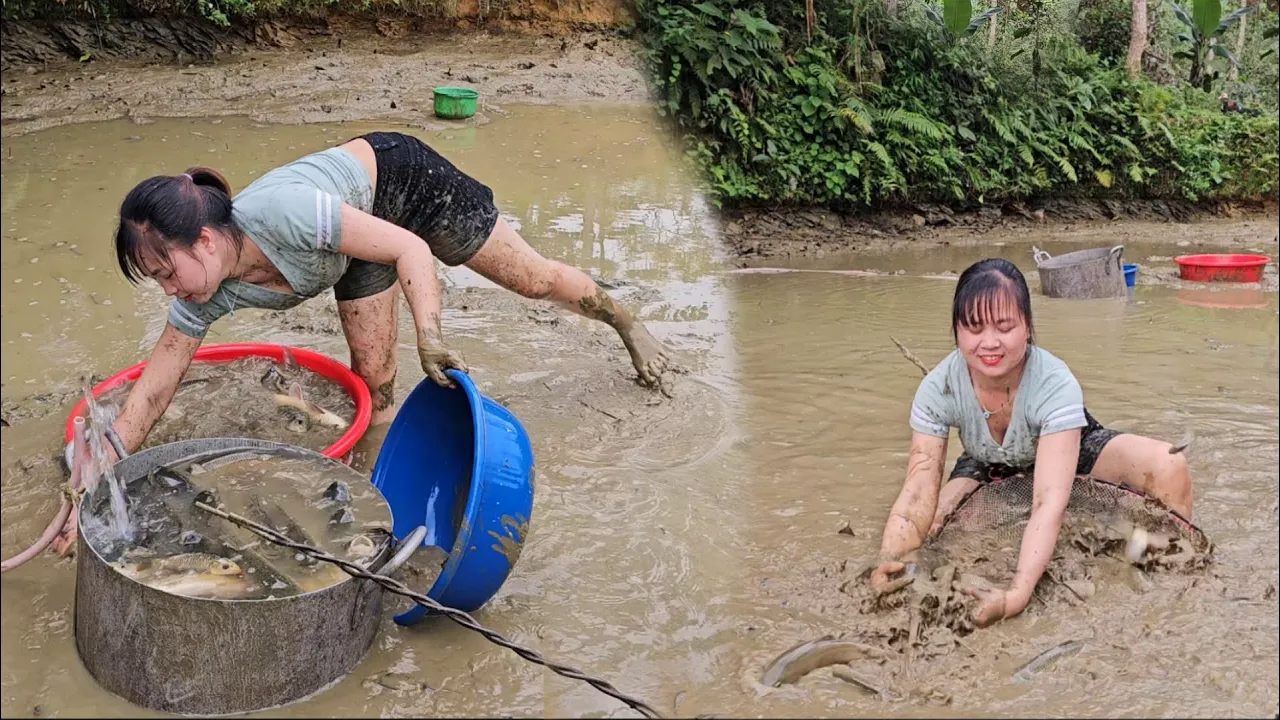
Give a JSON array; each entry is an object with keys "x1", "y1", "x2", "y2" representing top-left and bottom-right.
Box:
[
  {"x1": 333, "y1": 131, "x2": 501, "y2": 302},
  {"x1": 948, "y1": 409, "x2": 1123, "y2": 484}
]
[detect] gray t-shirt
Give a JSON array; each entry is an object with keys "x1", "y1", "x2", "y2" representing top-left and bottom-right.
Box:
[
  {"x1": 167, "y1": 147, "x2": 375, "y2": 338},
  {"x1": 908, "y1": 346, "x2": 1087, "y2": 467}
]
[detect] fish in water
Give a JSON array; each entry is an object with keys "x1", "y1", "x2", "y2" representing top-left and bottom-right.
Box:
[
  {"x1": 760, "y1": 638, "x2": 885, "y2": 687},
  {"x1": 114, "y1": 552, "x2": 257, "y2": 600},
  {"x1": 323, "y1": 481, "x2": 352, "y2": 506},
  {"x1": 1126, "y1": 527, "x2": 1150, "y2": 563},
  {"x1": 1012, "y1": 640, "x2": 1083, "y2": 683},
  {"x1": 259, "y1": 348, "x2": 302, "y2": 394},
  {"x1": 274, "y1": 382, "x2": 349, "y2": 431},
  {"x1": 260, "y1": 350, "x2": 348, "y2": 432},
  {"x1": 277, "y1": 392, "x2": 311, "y2": 434},
  {"x1": 244, "y1": 492, "x2": 319, "y2": 567}
]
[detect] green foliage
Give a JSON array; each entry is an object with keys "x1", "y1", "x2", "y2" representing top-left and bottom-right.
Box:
[
  {"x1": 922, "y1": 0, "x2": 1001, "y2": 38},
  {"x1": 1171, "y1": 1, "x2": 1255, "y2": 90},
  {"x1": 638, "y1": 0, "x2": 1279, "y2": 208},
  {"x1": 1074, "y1": 0, "x2": 1131, "y2": 65}
]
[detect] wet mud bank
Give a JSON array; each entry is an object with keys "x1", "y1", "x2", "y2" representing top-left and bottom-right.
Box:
[
  {"x1": 1, "y1": 26, "x2": 650, "y2": 136},
  {"x1": 723, "y1": 198, "x2": 1280, "y2": 264},
  {"x1": 0, "y1": 0, "x2": 635, "y2": 70}
]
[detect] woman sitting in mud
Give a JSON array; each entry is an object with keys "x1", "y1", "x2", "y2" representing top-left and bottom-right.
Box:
[
  {"x1": 103, "y1": 131, "x2": 670, "y2": 454},
  {"x1": 868, "y1": 258, "x2": 1193, "y2": 628}
]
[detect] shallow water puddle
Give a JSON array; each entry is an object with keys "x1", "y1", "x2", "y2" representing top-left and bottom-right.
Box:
[{"x1": 2, "y1": 106, "x2": 1277, "y2": 718}]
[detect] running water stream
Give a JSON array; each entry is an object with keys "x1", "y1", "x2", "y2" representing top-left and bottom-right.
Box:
[{"x1": 79, "y1": 382, "x2": 132, "y2": 543}]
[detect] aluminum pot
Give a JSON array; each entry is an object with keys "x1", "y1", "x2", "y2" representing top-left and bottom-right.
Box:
[
  {"x1": 1032, "y1": 245, "x2": 1128, "y2": 299},
  {"x1": 74, "y1": 438, "x2": 417, "y2": 716}
]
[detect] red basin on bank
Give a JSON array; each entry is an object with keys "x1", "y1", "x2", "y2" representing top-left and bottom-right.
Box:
[{"x1": 1174, "y1": 254, "x2": 1271, "y2": 283}]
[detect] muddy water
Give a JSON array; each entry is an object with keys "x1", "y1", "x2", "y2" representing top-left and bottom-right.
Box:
[{"x1": 2, "y1": 106, "x2": 1278, "y2": 718}]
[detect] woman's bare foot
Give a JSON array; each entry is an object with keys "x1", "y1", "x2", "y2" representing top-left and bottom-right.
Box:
[
  {"x1": 618, "y1": 321, "x2": 670, "y2": 390},
  {"x1": 577, "y1": 287, "x2": 672, "y2": 392}
]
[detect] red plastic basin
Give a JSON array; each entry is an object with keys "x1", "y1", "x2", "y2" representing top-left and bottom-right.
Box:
[
  {"x1": 64, "y1": 343, "x2": 372, "y2": 461},
  {"x1": 1174, "y1": 254, "x2": 1271, "y2": 283}
]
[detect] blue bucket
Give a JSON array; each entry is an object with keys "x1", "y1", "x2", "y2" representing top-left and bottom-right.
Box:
[
  {"x1": 1123, "y1": 263, "x2": 1138, "y2": 288},
  {"x1": 371, "y1": 369, "x2": 535, "y2": 621}
]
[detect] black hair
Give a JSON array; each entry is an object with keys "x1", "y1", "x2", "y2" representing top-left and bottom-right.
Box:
[
  {"x1": 951, "y1": 258, "x2": 1034, "y2": 343},
  {"x1": 114, "y1": 167, "x2": 243, "y2": 284}
]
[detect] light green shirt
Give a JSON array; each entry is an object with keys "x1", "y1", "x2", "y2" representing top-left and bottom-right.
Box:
[
  {"x1": 909, "y1": 346, "x2": 1087, "y2": 467},
  {"x1": 167, "y1": 147, "x2": 374, "y2": 338}
]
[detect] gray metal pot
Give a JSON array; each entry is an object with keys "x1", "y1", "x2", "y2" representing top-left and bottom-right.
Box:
[
  {"x1": 74, "y1": 438, "x2": 419, "y2": 716},
  {"x1": 1032, "y1": 245, "x2": 1127, "y2": 299}
]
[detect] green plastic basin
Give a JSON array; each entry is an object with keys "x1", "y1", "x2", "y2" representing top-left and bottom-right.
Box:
[{"x1": 433, "y1": 87, "x2": 479, "y2": 120}]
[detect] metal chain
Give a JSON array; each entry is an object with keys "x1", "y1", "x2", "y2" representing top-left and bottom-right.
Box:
[{"x1": 194, "y1": 501, "x2": 665, "y2": 719}]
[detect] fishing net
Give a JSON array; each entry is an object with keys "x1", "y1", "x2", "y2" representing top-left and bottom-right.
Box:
[
  {"x1": 836, "y1": 473, "x2": 1215, "y2": 658},
  {"x1": 926, "y1": 473, "x2": 1213, "y2": 584}
]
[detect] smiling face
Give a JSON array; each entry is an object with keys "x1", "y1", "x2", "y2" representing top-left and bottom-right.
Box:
[
  {"x1": 139, "y1": 227, "x2": 228, "y2": 305},
  {"x1": 954, "y1": 284, "x2": 1032, "y2": 381}
]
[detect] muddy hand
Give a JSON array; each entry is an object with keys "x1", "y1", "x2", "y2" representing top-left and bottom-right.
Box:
[
  {"x1": 869, "y1": 560, "x2": 913, "y2": 596},
  {"x1": 962, "y1": 585, "x2": 1008, "y2": 628},
  {"x1": 418, "y1": 339, "x2": 469, "y2": 388}
]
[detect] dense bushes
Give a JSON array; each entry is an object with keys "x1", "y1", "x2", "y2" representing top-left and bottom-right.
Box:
[{"x1": 637, "y1": 0, "x2": 1280, "y2": 207}]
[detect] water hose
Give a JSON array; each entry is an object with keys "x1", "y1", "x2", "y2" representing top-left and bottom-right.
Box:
[{"x1": 1, "y1": 417, "x2": 88, "y2": 573}]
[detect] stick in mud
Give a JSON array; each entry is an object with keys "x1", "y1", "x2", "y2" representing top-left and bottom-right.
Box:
[
  {"x1": 831, "y1": 666, "x2": 899, "y2": 701},
  {"x1": 890, "y1": 336, "x2": 932, "y2": 377}
]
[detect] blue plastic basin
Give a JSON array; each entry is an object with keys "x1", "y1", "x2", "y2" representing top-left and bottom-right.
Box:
[
  {"x1": 371, "y1": 369, "x2": 535, "y2": 621},
  {"x1": 1123, "y1": 263, "x2": 1138, "y2": 288}
]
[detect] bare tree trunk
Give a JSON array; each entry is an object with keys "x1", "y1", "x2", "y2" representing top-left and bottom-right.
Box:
[
  {"x1": 1126, "y1": 0, "x2": 1148, "y2": 80},
  {"x1": 988, "y1": 0, "x2": 999, "y2": 45},
  {"x1": 1230, "y1": 0, "x2": 1256, "y2": 80}
]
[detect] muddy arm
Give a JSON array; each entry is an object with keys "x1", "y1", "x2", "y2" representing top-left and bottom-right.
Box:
[
  {"x1": 1004, "y1": 428, "x2": 1080, "y2": 616},
  {"x1": 334, "y1": 203, "x2": 449, "y2": 365},
  {"x1": 113, "y1": 323, "x2": 202, "y2": 455},
  {"x1": 877, "y1": 432, "x2": 947, "y2": 560}
]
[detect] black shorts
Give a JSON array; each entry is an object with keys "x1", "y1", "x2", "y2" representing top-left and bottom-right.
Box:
[
  {"x1": 948, "y1": 409, "x2": 1123, "y2": 484},
  {"x1": 333, "y1": 131, "x2": 501, "y2": 302}
]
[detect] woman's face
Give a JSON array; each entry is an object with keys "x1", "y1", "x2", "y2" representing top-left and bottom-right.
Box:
[
  {"x1": 142, "y1": 229, "x2": 227, "y2": 305},
  {"x1": 955, "y1": 298, "x2": 1031, "y2": 381}
]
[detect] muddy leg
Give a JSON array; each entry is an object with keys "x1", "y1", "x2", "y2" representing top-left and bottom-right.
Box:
[
  {"x1": 928, "y1": 476, "x2": 980, "y2": 538},
  {"x1": 465, "y1": 217, "x2": 670, "y2": 388},
  {"x1": 1088, "y1": 433, "x2": 1193, "y2": 520},
  {"x1": 337, "y1": 284, "x2": 401, "y2": 425}
]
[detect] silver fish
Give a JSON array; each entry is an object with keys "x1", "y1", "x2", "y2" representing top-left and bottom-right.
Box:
[
  {"x1": 1012, "y1": 640, "x2": 1083, "y2": 683},
  {"x1": 761, "y1": 638, "x2": 885, "y2": 687},
  {"x1": 115, "y1": 553, "x2": 256, "y2": 600},
  {"x1": 274, "y1": 382, "x2": 348, "y2": 430}
]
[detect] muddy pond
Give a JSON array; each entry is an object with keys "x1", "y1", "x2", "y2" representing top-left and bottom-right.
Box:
[{"x1": 2, "y1": 105, "x2": 1277, "y2": 718}]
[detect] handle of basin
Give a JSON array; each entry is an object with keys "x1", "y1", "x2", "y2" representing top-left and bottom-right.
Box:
[
  {"x1": 1107, "y1": 245, "x2": 1125, "y2": 274},
  {"x1": 376, "y1": 526, "x2": 428, "y2": 577},
  {"x1": 1032, "y1": 247, "x2": 1052, "y2": 266}
]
